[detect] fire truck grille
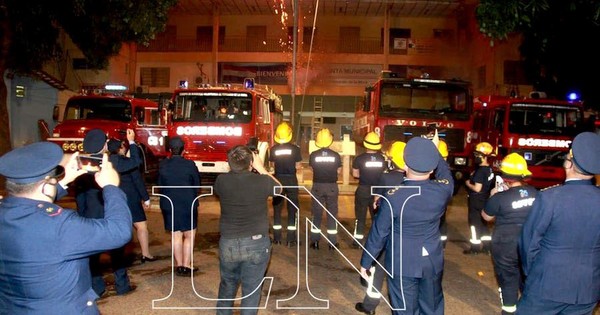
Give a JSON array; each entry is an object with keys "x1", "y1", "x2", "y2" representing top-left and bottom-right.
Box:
[
  {"x1": 382, "y1": 126, "x2": 465, "y2": 153},
  {"x1": 510, "y1": 149, "x2": 565, "y2": 167}
]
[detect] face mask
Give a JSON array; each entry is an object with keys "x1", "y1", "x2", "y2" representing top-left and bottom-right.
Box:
[{"x1": 41, "y1": 179, "x2": 58, "y2": 201}]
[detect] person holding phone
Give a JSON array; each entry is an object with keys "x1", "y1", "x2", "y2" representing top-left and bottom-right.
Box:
[
  {"x1": 0, "y1": 141, "x2": 132, "y2": 313},
  {"x1": 360, "y1": 137, "x2": 453, "y2": 315},
  {"x1": 72, "y1": 128, "x2": 138, "y2": 297},
  {"x1": 106, "y1": 130, "x2": 155, "y2": 264},
  {"x1": 214, "y1": 145, "x2": 280, "y2": 314}
]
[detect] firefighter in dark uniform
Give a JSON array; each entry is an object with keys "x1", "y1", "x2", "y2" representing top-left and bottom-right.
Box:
[
  {"x1": 269, "y1": 122, "x2": 302, "y2": 246},
  {"x1": 355, "y1": 140, "x2": 406, "y2": 315},
  {"x1": 518, "y1": 132, "x2": 600, "y2": 314},
  {"x1": 481, "y1": 153, "x2": 537, "y2": 315},
  {"x1": 464, "y1": 142, "x2": 495, "y2": 254},
  {"x1": 352, "y1": 131, "x2": 386, "y2": 246},
  {"x1": 308, "y1": 128, "x2": 342, "y2": 250},
  {"x1": 360, "y1": 136, "x2": 453, "y2": 315},
  {"x1": 0, "y1": 142, "x2": 132, "y2": 314}
]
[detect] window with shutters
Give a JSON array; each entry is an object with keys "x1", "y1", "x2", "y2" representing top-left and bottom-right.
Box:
[{"x1": 140, "y1": 67, "x2": 170, "y2": 87}]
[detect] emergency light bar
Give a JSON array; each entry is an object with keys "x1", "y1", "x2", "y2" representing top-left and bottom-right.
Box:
[
  {"x1": 244, "y1": 78, "x2": 255, "y2": 89},
  {"x1": 105, "y1": 84, "x2": 127, "y2": 91}
]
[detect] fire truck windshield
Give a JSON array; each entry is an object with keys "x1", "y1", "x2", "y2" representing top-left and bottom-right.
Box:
[
  {"x1": 379, "y1": 82, "x2": 470, "y2": 120},
  {"x1": 508, "y1": 103, "x2": 582, "y2": 137},
  {"x1": 64, "y1": 99, "x2": 132, "y2": 122},
  {"x1": 172, "y1": 93, "x2": 253, "y2": 123}
]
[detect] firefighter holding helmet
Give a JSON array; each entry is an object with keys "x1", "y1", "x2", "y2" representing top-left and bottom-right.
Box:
[
  {"x1": 269, "y1": 122, "x2": 302, "y2": 246},
  {"x1": 481, "y1": 153, "x2": 538, "y2": 315},
  {"x1": 308, "y1": 128, "x2": 342, "y2": 250},
  {"x1": 351, "y1": 131, "x2": 386, "y2": 248},
  {"x1": 464, "y1": 142, "x2": 495, "y2": 254}
]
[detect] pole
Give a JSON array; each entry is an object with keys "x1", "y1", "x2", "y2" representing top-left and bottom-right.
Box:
[{"x1": 291, "y1": 0, "x2": 298, "y2": 139}]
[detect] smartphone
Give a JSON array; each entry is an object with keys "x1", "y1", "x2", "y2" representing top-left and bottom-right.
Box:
[{"x1": 77, "y1": 155, "x2": 103, "y2": 173}]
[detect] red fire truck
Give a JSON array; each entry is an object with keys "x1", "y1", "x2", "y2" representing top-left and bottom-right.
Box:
[
  {"x1": 166, "y1": 79, "x2": 283, "y2": 175},
  {"x1": 353, "y1": 71, "x2": 474, "y2": 188},
  {"x1": 472, "y1": 93, "x2": 585, "y2": 188},
  {"x1": 48, "y1": 85, "x2": 169, "y2": 176}
]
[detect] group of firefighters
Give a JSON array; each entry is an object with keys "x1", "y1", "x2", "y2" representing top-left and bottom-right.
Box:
[
  {"x1": 268, "y1": 121, "x2": 600, "y2": 315},
  {"x1": 0, "y1": 117, "x2": 598, "y2": 314}
]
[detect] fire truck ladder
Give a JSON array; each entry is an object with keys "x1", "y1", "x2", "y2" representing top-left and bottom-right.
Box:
[{"x1": 312, "y1": 97, "x2": 323, "y2": 138}]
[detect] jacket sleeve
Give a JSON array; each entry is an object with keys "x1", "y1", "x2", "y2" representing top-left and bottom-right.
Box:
[
  {"x1": 132, "y1": 169, "x2": 150, "y2": 201},
  {"x1": 361, "y1": 194, "x2": 392, "y2": 269},
  {"x1": 58, "y1": 185, "x2": 133, "y2": 259},
  {"x1": 190, "y1": 161, "x2": 201, "y2": 186},
  {"x1": 434, "y1": 155, "x2": 454, "y2": 198},
  {"x1": 112, "y1": 144, "x2": 143, "y2": 173},
  {"x1": 519, "y1": 192, "x2": 551, "y2": 276}
]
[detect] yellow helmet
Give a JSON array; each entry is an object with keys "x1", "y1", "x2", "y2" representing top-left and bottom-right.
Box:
[
  {"x1": 500, "y1": 153, "x2": 532, "y2": 177},
  {"x1": 438, "y1": 140, "x2": 449, "y2": 159},
  {"x1": 474, "y1": 142, "x2": 494, "y2": 156},
  {"x1": 386, "y1": 141, "x2": 406, "y2": 169},
  {"x1": 274, "y1": 122, "x2": 292, "y2": 144},
  {"x1": 315, "y1": 128, "x2": 334, "y2": 148},
  {"x1": 363, "y1": 131, "x2": 382, "y2": 150}
]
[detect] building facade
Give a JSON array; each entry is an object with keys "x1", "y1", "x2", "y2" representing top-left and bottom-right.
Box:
[{"x1": 7, "y1": 0, "x2": 531, "y2": 150}]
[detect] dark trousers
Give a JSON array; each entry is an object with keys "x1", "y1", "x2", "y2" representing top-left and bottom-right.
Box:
[
  {"x1": 310, "y1": 182, "x2": 339, "y2": 243},
  {"x1": 89, "y1": 246, "x2": 131, "y2": 295},
  {"x1": 217, "y1": 235, "x2": 271, "y2": 315},
  {"x1": 272, "y1": 175, "x2": 299, "y2": 242},
  {"x1": 388, "y1": 257, "x2": 444, "y2": 315},
  {"x1": 467, "y1": 198, "x2": 490, "y2": 250},
  {"x1": 491, "y1": 232, "x2": 522, "y2": 310},
  {"x1": 354, "y1": 185, "x2": 376, "y2": 241},
  {"x1": 517, "y1": 292, "x2": 598, "y2": 315},
  {"x1": 361, "y1": 250, "x2": 387, "y2": 311}
]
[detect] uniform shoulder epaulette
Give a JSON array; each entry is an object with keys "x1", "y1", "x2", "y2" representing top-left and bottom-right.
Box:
[
  {"x1": 434, "y1": 179, "x2": 450, "y2": 185},
  {"x1": 540, "y1": 183, "x2": 561, "y2": 192},
  {"x1": 37, "y1": 202, "x2": 63, "y2": 217}
]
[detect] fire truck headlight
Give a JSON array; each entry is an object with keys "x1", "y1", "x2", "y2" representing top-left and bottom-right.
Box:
[
  {"x1": 453, "y1": 157, "x2": 467, "y2": 166},
  {"x1": 62, "y1": 143, "x2": 70, "y2": 152}
]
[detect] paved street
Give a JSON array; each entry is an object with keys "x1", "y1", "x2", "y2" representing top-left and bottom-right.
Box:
[{"x1": 54, "y1": 185, "x2": 599, "y2": 315}]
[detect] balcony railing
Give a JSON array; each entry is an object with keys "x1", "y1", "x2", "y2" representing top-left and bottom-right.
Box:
[{"x1": 137, "y1": 36, "x2": 456, "y2": 56}]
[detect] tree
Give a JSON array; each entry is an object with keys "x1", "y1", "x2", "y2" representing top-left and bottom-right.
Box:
[
  {"x1": 476, "y1": 0, "x2": 600, "y2": 104},
  {"x1": 0, "y1": 0, "x2": 178, "y2": 155}
]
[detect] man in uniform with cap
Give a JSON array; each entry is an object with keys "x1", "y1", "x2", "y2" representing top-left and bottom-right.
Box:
[
  {"x1": 518, "y1": 132, "x2": 600, "y2": 314},
  {"x1": 0, "y1": 142, "x2": 132, "y2": 314},
  {"x1": 352, "y1": 131, "x2": 386, "y2": 247},
  {"x1": 308, "y1": 128, "x2": 342, "y2": 250},
  {"x1": 355, "y1": 140, "x2": 406, "y2": 315},
  {"x1": 73, "y1": 128, "x2": 138, "y2": 297},
  {"x1": 360, "y1": 136, "x2": 453, "y2": 315},
  {"x1": 269, "y1": 121, "x2": 302, "y2": 247}
]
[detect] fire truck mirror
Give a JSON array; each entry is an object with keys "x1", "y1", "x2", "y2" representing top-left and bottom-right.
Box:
[
  {"x1": 363, "y1": 90, "x2": 372, "y2": 112},
  {"x1": 268, "y1": 100, "x2": 276, "y2": 112},
  {"x1": 52, "y1": 105, "x2": 60, "y2": 122}
]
